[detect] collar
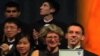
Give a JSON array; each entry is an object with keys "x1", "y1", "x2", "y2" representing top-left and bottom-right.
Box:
[
  {"x1": 7, "y1": 38, "x2": 15, "y2": 43},
  {"x1": 43, "y1": 18, "x2": 53, "y2": 23},
  {"x1": 44, "y1": 24, "x2": 50, "y2": 26},
  {"x1": 67, "y1": 44, "x2": 81, "y2": 50}
]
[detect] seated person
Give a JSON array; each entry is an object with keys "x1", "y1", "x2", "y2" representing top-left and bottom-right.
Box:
[
  {"x1": 0, "y1": 18, "x2": 22, "y2": 56},
  {"x1": 0, "y1": 1, "x2": 21, "y2": 37},
  {"x1": 63, "y1": 23, "x2": 97, "y2": 56},
  {"x1": 32, "y1": 0, "x2": 65, "y2": 49},
  {"x1": 32, "y1": 24, "x2": 64, "y2": 56},
  {"x1": 15, "y1": 33, "x2": 36, "y2": 56}
]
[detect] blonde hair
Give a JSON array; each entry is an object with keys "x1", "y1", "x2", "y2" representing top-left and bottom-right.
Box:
[{"x1": 39, "y1": 24, "x2": 64, "y2": 38}]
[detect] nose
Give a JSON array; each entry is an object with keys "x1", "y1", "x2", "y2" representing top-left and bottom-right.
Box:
[
  {"x1": 9, "y1": 12, "x2": 14, "y2": 16},
  {"x1": 72, "y1": 32, "x2": 76, "y2": 37},
  {"x1": 19, "y1": 44, "x2": 24, "y2": 48},
  {"x1": 40, "y1": 5, "x2": 43, "y2": 10},
  {"x1": 7, "y1": 28, "x2": 12, "y2": 32},
  {"x1": 51, "y1": 38, "x2": 55, "y2": 41}
]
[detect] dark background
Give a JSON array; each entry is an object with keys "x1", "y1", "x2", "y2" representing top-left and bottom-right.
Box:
[{"x1": 0, "y1": 0, "x2": 77, "y2": 25}]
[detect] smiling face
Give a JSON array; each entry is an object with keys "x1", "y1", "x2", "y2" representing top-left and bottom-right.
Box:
[
  {"x1": 40, "y1": 2, "x2": 55, "y2": 16},
  {"x1": 45, "y1": 32, "x2": 60, "y2": 48},
  {"x1": 16, "y1": 37, "x2": 30, "y2": 55},
  {"x1": 5, "y1": 7, "x2": 20, "y2": 18},
  {"x1": 65, "y1": 25, "x2": 84, "y2": 46}
]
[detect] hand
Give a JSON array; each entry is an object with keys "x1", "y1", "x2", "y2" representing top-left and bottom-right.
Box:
[
  {"x1": 0, "y1": 43, "x2": 9, "y2": 52},
  {"x1": 33, "y1": 29, "x2": 39, "y2": 39}
]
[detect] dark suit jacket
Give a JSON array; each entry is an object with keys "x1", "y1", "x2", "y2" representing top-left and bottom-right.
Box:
[
  {"x1": 33, "y1": 18, "x2": 66, "y2": 32},
  {"x1": 0, "y1": 43, "x2": 16, "y2": 56},
  {"x1": 39, "y1": 49, "x2": 59, "y2": 56},
  {"x1": 0, "y1": 35, "x2": 17, "y2": 56},
  {"x1": 84, "y1": 50, "x2": 98, "y2": 56}
]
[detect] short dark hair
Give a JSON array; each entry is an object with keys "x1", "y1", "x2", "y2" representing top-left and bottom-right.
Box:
[
  {"x1": 66, "y1": 22, "x2": 85, "y2": 35},
  {"x1": 3, "y1": 17, "x2": 22, "y2": 29},
  {"x1": 15, "y1": 33, "x2": 34, "y2": 48},
  {"x1": 4, "y1": 1, "x2": 21, "y2": 12},
  {"x1": 15, "y1": 33, "x2": 34, "y2": 56},
  {"x1": 43, "y1": 0, "x2": 60, "y2": 14}
]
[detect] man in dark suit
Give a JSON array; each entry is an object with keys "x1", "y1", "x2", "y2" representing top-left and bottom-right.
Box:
[
  {"x1": 32, "y1": 0, "x2": 66, "y2": 50},
  {"x1": 0, "y1": 18, "x2": 22, "y2": 56},
  {"x1": 63, "y1": 23, "x2": 98, "y2": 56}
]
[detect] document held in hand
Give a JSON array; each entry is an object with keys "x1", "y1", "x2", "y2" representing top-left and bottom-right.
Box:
[{"x1": 59, "y1": 49, "x2": 83, "y2": 56}]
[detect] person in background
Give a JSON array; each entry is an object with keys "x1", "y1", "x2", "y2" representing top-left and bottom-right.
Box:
[
  {"x1": 0, "y1": 18, "x2": 22, "y2": 56},
  {"x1": 0, "y1": 1, "x2": 21, "y2": 37},
  {"x1": 32, "y1": 24, "x2": 64, "y2": 56},
  {"x1": 4, "y1": 1, "x2": 21, "y2": 18},
  {"x1": 1, "y1": 1, "x2": 29, "y2": 36},
  {"x1": 32, "y1": 0, "x2": 65, "y2": 50}
]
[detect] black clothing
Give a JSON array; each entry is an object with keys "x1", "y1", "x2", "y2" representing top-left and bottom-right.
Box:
[
  {"x1": 33, "y1": 18, "x2": 66, "y2": 50},
  {"x1": 33, "y1": 19, "x2": 66, "y2": 32},
  {"x1": 39, "y1": 49, "x2": 59, "y2": 56}
]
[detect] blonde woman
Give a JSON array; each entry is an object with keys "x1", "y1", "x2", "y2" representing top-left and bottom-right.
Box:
[{"x1": 32, "y1": 24, "x2": 64, "y2": 56}]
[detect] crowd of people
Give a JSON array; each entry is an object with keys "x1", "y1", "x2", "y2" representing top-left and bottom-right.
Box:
[{"x1": 0, "y1": 0, "x2": 98, "y2": 56}]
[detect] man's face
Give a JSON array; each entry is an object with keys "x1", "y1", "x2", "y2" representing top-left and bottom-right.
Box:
[
  {"x1": 45, "y1": 32, "x2": 60, "y2": 48},
  {"x1": 4, "y1": 23, "x2": 21, "y2": 38},
  {"x1": 5, "y1": 7, "x2": 20, "y2": 18},
  {"x1": 65, "y1": 25, "x2": 84, "y2": 46},
  {"x1": 40, "y1": 2, "x2": 55, "y2": 16}
]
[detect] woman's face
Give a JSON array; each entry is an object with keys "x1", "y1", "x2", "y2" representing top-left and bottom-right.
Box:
[
  {"x1": 45, "y1": 32, "x2": 60, "y2": 48},
  {"x1": 16, "y1": 37, "x2": 30, "y2": 54}
]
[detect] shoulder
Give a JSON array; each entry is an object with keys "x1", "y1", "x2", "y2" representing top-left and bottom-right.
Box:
[
  {"x1": 84, "y1": 50, "x2": 98, "y2": 56},
  {"x1": 34, "y1": 19, "x2": 43, "y2": 24},
  {"x1": 31, "y1": 50, "x2": 39, "y2": 56},
  {"x1": 33, "y1": 19, "x2": 44, "y2": 28}
]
